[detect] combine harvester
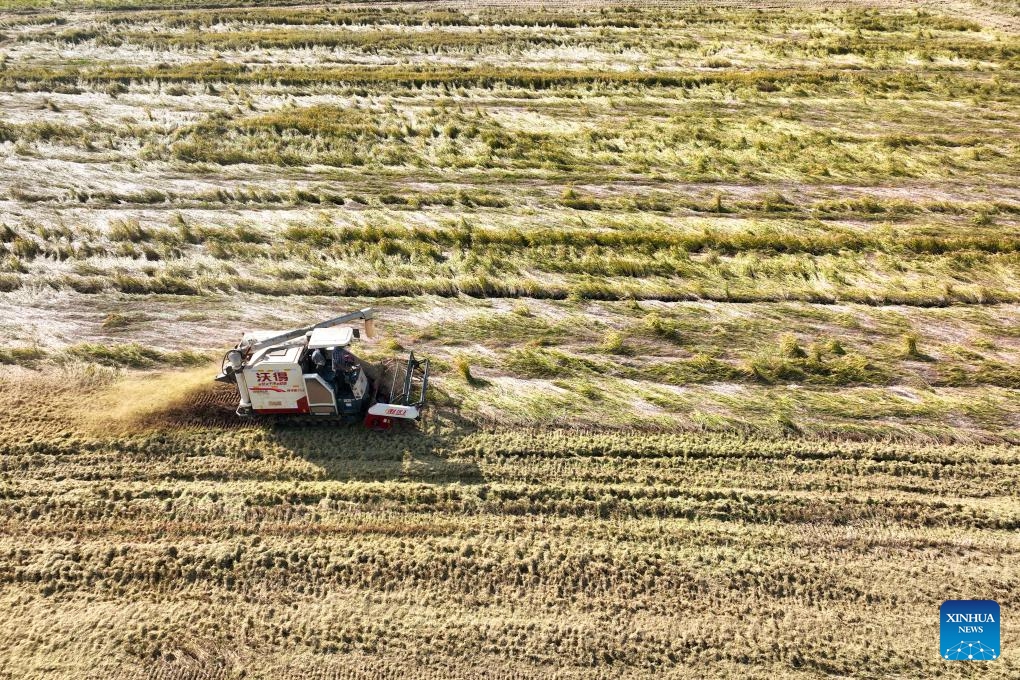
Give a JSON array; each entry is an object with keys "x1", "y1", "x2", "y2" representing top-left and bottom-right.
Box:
[{"x1": 215, "y1": 308, "x2": 429, "y2": 431}]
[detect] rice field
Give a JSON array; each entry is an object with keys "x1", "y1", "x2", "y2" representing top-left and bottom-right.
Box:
[{"x1": 0, "y1": 0, "x2": 1018, "y2": 677}]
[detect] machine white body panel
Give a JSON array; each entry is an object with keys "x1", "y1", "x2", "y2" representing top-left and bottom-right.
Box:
[
  {"x1": 308, "y1": 327, "x2": 354, "y2": 349},
  {"x1": 303, "y1": 374, "x2": 337, "y2": 415},
  {"x1": 245, "y1": 345, "x2": 308, "y2": 413},
  {"x1": 368, "y1": 403, "x2": 419, "y2": 420}
]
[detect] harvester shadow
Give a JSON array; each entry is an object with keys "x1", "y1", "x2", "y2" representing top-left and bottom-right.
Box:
[
  {"x1": 263, "y1": 361, "x2": 483, "y2": 484},
  {"x1": 146, "y1": 380, "x2": 483, "y2": 484},
  {"x1": 267, "y1": 420, "x2": 484, "y2": 484}
]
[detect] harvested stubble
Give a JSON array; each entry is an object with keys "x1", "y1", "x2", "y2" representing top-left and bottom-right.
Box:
[{"x1": 0, "y1": 369, "x2": 1018, "y2": 678}]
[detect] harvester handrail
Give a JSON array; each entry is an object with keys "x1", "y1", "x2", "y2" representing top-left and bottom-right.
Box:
[{"x1": 242, "y1": 308, "x2": 374, "y2": 353}]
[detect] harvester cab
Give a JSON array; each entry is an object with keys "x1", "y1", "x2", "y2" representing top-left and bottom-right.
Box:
[{"x1": 215, "y1": 308, "x2": 429, "y2": 430}]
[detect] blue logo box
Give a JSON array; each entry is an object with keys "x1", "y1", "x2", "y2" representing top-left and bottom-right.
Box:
[{"x1": 941, "y1": 600, "x2": 1000, "y2": 660}]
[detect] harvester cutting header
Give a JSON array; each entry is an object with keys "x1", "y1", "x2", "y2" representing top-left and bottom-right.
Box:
[{"x1": 215, "y1": 308, "x2": 429, "y2": 430}]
